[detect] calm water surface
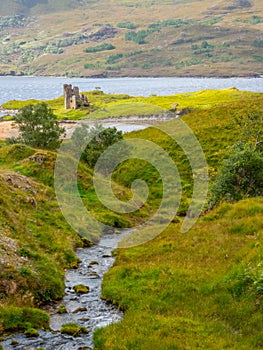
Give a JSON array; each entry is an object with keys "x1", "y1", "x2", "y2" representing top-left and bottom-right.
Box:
[{"x1": 0, "y1": 76, "x2": 262, "y2": 105}]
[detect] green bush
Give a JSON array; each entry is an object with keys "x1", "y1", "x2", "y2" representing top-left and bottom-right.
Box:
[
  {"x1": 12, "y1": 103, "x2": 65, "y2": 149},
  {"x1": 252, "y1": 40, "x2": 263, "y2": 47},
  {"x1": 125, "y1": 29, "x2": 156, "y2": 44},
  {"x1": 117, "y1": 21, "x2": 137, "y2": 29},
  {"x1": 106, "y1": 53, "x2": 123, "y2": 64},
  {"x1": 209, "y1": 142, "x2": 263, "y2": 207},
  {"x1": 84, "y1": 43, "x2": 115, "y2": 53},
  {"x1": 226, "y1": 262, "x2": 263, "y2": 298},
  {"x1": 72, "y1": 124, "x2": 128, "y2": 174}
]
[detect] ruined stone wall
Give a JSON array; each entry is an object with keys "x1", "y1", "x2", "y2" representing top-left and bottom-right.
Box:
[{"x1": 63, "y1": 84, "x2": 89, "y2": 110}]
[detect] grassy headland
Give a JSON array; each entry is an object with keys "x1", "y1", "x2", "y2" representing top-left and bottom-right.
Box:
[{"x1": 2, "y1": 87, "x2": 262, "y2": 121}]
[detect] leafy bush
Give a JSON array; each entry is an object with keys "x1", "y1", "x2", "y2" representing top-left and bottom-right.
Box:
[
  {"x1": 84, "y1": 43, "x2": 115, "y2": 53},
  {"x1": 209, "y1": 142, "x2": 263, "y2": 207},
  {"x1": 72, "y1": 123, "x2": 128, "y2": 174},
  {"x1": 125, "y1": 29, "x2": 156, "y2": 44},
  {"x1": 252, "y1": 40, "x2": 263, "y2": 47},
  {"x1": 84, "y1": 62, "x2": 101, "y2": 69},
  {"x1": 253, "y1": 55, "x2": 263, "y2": 62},
  {"x1": 117, "y1": 21, "x2": 137, "y2": 29},
  {"x1": 148, "y1": 19, "x2": 196, "y2": 29},
  {"x1": 106, "y1": 53, "x2": 123, "y2": 64},
  {"x1": 12, "y1": 103, "x2": 65, "y2": 149},
  {"x1": 227, "y1": 262, "x2": 263, "y2": 298},
  {"x1": 202, "y1": 17, "x2": 223, "y2": 25}
]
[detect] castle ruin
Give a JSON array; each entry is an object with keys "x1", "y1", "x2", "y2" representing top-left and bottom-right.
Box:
[{"x1": 63, "y1": 84, "x2": 89, "y2": 110}]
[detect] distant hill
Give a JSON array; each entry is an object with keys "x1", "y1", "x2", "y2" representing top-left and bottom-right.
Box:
[
  {"x1": 0, "y1": 0, "x2": 96, "y2": 16},
  {"x1": 0, "y1": 0, "x2": 262, "y2": 77}
]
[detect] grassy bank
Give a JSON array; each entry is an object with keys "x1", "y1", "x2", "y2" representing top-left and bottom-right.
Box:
[
  {"x1": 2, "y1": 88, "x2": 262, "y2": 121},
  {"x1": 93, "y1": 94, "x2": 263, "y2": 348},
  {"x1": 0, "y1": 142, "x2": 143, "y2": 335},
  {"x1": 94, "y1": 198, "x2": 263, "y2": 349}
]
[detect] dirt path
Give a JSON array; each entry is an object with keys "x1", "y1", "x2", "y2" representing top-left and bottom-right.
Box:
[
  {"x1": 0, "y1": 121, "x2": 18, "y2": 139},
  {"x1": 0, "y1": 121, "x2": 78, "y2": 140}
]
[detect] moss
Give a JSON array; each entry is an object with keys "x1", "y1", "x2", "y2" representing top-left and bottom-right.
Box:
[
  {"x1": 24, "y1": 328, "x2": 39, "y2": 337},
  {"x1": 73, "y1": 284, "x2": 90, "y2": 294},
  {"x1": 0, "y1": 307, "x2": 49, "y2": 333},
  {"x1": 60, "y1": 323, "x2": 89, "y2": 337},
  {"x1": 57, "y1": 305, "x2": 67, "y2": 314}
]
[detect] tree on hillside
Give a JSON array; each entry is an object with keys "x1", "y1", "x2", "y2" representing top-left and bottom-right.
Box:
[
  {"x1": 209, "y1": 142, "x2": 263, "y2": 207},
  {"x1": 234, "y1": 108, "x2": 263, "y2": 152},
  {"x1": 72, "y1": 123, "x2": 129, "y2": 174},
  {"x1": 13, "y1": 103, "x2": 65, "y2": 149}
]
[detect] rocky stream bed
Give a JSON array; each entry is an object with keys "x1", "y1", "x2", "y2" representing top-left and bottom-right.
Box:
[{"x1": 1, "y1": 232, "x2": 128, "y2": 350}]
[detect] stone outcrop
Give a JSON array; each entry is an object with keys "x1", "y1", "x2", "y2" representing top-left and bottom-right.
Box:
[{"x1": 63, "y1": 84, "x2": 89, "y2": 110}]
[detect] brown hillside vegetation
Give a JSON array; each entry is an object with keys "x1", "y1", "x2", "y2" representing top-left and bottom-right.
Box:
[{"x1": 0, "y1": 0, "x2": 262, "y2": 77}]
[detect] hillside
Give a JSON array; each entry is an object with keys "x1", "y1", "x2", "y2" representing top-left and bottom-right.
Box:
[
  {"x1": 0, "y1": 142, "x2": 145, "y2": 335},
  {"x1": 0, "y1": 0, "x2": 262, "y2": 77},
  {"x1": 0, "y1": 90, "x2": 262, "y2": 347},
  {"x1": 95, "y1": 197, "x2": 263, "y2": 349},
  {"x1": 92, "y1": 92, "x2": 263, "y2": 349}
]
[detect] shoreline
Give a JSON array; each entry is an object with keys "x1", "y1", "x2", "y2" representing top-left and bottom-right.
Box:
[
  {"x1": 0, "y1": 74, "x2": 262, "y2": 79},
  {"x1": 0, "y1": 114, "x2": 174, "y2": 139}
]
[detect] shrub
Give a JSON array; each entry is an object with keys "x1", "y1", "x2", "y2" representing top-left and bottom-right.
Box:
[
  {"x1": 125, "y1": 30, "x2": 156, "y2": 44},
  {"x1": 209, "y1": 142, "x2": 263, "y2": 207},
  {"x1": 106, "y1": 53, "x2": 123, "y2": 64},
  {"x1": 13, "y1": 103, "x2": 65, "y2": 149},
  {"x1": 84, "y1": 43, "x2": 115, "y2": 53},
  {"x1": 72, "y1": 124, "x2": 128, "y2": 174},
  {"x1": 117, "y1": 22, "x2": 137, "y2": 29},
  {"x1": 252, "y1": 40, "x2": 263, "y2": 47}
]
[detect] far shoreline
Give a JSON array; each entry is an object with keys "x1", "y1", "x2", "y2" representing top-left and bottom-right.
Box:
[{"x1": 0, "y1": 74, "x2": 262, "y2": 79}]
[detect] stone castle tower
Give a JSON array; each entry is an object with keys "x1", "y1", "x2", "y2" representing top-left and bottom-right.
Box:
[{"x1": 63, "y1": 84, "x2": 89, "y2": 110}]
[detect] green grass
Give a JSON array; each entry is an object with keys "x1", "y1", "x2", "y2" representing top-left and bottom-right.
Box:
[
  {"x1": 0, "y1": 307, "x2": 49, "y2": 334},
  {"x1": 94, "y1": 198, "x2": 263, "y2": 349},
  {"x1": 2, "y1": 89, "x2": 261, "y2": 121},
  {"x1": 92, "y1": 93, "x2": 263, "y2": 349},
  {"x1": 0, "y1": 143, "x2": 146, "y2": 335},
  {"x1": 61, "y1": 323, "x2": 89, "y2": 337},
  {"x1": 0, "y1": 89, "x2": 262, "y2": 346}
]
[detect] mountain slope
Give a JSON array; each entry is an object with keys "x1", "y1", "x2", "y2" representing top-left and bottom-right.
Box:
[
  {"x1": 0, "y1": 0, "x2": 262, "y2": 77},
  {"x1": 0, "y1": 0, "x2": 96, "y2": 16}
]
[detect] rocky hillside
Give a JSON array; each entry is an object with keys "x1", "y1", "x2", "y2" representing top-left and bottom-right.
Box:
[{"x1": 0, "y1": 0, "x2": 262, "y2": 77}]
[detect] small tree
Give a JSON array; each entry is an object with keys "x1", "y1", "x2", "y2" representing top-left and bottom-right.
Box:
[
  {"x1": 14, "y1": 103, "x2": 65, "y2": 149},
  {"x1": 234, "y1": 108, "x2": 263, "y2": 152},
  {"x1": 209, "y1": 142, "x2": 263, "y2": 207},
  {"x1": 72, "y1": 123, "x2": 129, "y2": 174}
]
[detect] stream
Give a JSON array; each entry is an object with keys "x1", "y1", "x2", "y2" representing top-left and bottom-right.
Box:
[{"x1": 1, "y1": 231, "x2": 129, "y2": 350}]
